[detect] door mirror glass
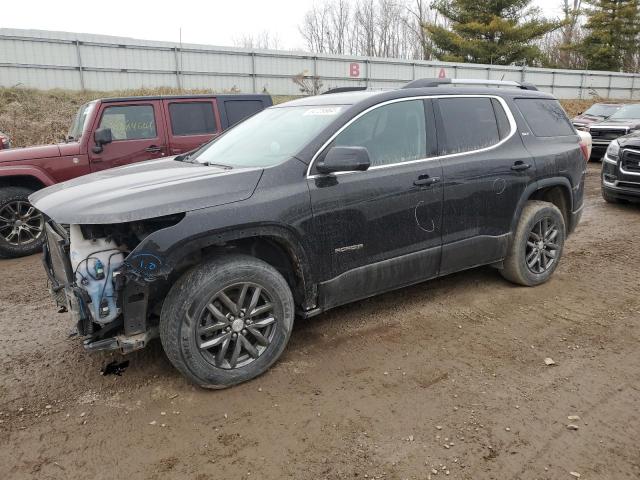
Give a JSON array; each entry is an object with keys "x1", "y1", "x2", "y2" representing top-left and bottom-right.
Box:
[
  {"x1": 92, "y1": 127, "x2": 112, "y2": 153},
  {"x1": 316, "y1": 146, "x2": 370, "y2": 174},
  {"x1": 94, "y1": 127, "x2": 113, "y2": 146}
]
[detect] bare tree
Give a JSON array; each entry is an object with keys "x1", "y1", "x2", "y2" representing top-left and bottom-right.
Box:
[
  {"x1": 539, "y1": 0, "x2": 586, "y2": 69},
  {"x1": 299, "y1": 0, "x2": 438, "y2": 60},
  {"x1": 233, "y1": 31, "x2": 281, "y2": 50}
]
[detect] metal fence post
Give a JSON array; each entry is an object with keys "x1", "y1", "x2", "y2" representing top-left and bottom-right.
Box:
[
  {"x1": 630, "y1": 75, "x2": 635, "y2": 100},
  {"x1": 75, "y1": 40, "x2": 85, "y2": 90},
  {"x1": 251, "y1": 52, "x2": 257, "y2": 93},
  {"x1": 365, "y1": 59, "x2": 370, "y2": 88},
  {"x1": 173, "y1": 47, "x2": 181, "y2": 90},
  {"x1": 579, "y1": 71, "x2": 585, "y2": 99},
  {"x1": 607, "y1": 74, "x2": 612, "y2": 98},
  {"x1": 521, "y1": 65, "x2": 526, "y2": 83}
]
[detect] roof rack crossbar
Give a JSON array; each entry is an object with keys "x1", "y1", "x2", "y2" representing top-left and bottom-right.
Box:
[{"x1": 402, "y1": 78, "x2": 538, "y2": 91}]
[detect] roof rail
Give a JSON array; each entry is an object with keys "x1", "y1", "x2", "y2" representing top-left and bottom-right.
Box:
[
  {"x1": 322, "y1": 86, "x2": 368, "y2": 95},
  {"x1": 403, "y1": 78, "x2": 538, "y2": 91}
]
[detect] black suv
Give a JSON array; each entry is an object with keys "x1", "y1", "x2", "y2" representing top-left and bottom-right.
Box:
[
  {"x1": 588, "y1": 103, "x2": 640, "y2": 158},
  {"x1": 601, "y1": 133, "x2": 640, "y2": 203},
  {"x1": 32, "y1": 79, "x2": 587, "y2": 388}
]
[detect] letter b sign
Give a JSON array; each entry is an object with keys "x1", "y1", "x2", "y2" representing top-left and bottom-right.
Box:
[{"x1": 349, "y1": 63, "x2": 361, "y2": 78}]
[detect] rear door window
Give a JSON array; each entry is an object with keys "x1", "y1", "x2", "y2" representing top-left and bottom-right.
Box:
[
  {"x1": 515, "y1": 98, "x2": 575, "y2": 137},
  {"x1": 99, "y1": 105, "x2": 157, "y2": 140},
  {"x1": 437, "y1": 97, "x2": 501, "y2": 155},
  {"x1": 168, "y1": 102, "x2": 217, "y2": 136}
]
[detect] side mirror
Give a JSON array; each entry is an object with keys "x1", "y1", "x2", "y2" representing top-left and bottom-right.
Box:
[
  {"x1": 316, "y1": 146, "x2": 371, "y2": 174},
  {"x1": 92, "y1": 128, "x2": 113, "y2": 153}
]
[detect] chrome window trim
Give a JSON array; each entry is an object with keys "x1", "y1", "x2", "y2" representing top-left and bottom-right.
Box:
[{"x1": 306, "y1": 94, "x2": 518, "y2": 179}]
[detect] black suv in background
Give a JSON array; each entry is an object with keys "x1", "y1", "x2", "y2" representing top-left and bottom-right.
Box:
[
  {"x1": 32, "y1": 79, "x2": 587, "y2": 388},
  {"x1": 601, "y1": 133, "x2": 640, "y2": 203},
  {"x1": 588, "y1": 103, "x2": 640, "y2": 158}
]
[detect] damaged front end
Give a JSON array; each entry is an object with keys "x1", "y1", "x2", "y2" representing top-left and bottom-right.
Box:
[{"x1": 42, "y1": 214, "x2": 184, "y2": 354}]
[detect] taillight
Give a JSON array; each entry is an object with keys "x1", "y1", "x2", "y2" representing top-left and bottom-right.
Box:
[{"x1": 579, "y1": 141, "x2": 589, "y2": 162}]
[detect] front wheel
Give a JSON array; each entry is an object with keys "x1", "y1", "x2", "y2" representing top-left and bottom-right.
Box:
[
  {"x1": 500, "y1": 200, "x2": 566, "y2": 286},
  {"x1": 0, "y1": 187, "x2": 45, "y2": 259},
  {"x1": 160, "y1": 254, "x2": 294, "y2": 388}
]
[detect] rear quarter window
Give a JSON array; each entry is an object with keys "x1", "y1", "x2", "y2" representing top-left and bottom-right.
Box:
[{"x1": 515, "y1": 98, "x2": 575, "y2": 137}]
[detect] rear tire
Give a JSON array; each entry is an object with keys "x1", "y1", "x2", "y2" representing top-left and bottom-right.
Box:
[
  {"x1": 160, "y1": 254, "x2": 294, "y2": 389},
  {"x1": 501, "y1": 201, "x2": 565, "y2": 287},
  {"x1": 0, "y1": 187, "x2": 45, "y2": 259}
]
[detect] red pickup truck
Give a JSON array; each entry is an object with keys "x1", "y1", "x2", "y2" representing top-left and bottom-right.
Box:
[{"x1": 0, "y1": 93, "x2": 272, "y2": 258}]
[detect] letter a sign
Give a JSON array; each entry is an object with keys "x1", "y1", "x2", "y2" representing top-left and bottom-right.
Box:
[{"x1": 438, "y1": 68, "x2": 447, "y2": 79}]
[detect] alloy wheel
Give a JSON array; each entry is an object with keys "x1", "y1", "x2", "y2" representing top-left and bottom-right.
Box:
[
  {"x1": 0, "y1": 201, "x2": 44, "y2": 246},
  {"x1": 197, "y1": 282, "x2": 277, "y2": 369},
  {"x1": 525, "y1": 217, "x2": 559, "y2": 274}
]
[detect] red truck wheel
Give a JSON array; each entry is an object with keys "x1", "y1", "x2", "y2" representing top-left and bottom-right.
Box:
[{"x1": 0, "y1": 187, "x2": 45, "y2": 259}]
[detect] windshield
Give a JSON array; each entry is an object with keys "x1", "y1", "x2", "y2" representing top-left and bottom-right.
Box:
[
  {"x1": 609, "y1": 104, "x2": 640, "y2": 120},
  {"x1": 192, "y1": 105, "x2": 344, "y2": 167},
  {"x1": 67, "y1": 101, "x2": 95, "y2": 141},
  {"x1": 584, "y1": 104, "x2": 620, "y2": 118}
]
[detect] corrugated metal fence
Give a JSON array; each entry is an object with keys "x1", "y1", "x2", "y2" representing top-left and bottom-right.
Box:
[{"x1": 1, "y1": 28, "x2": 639, "y2": 99}]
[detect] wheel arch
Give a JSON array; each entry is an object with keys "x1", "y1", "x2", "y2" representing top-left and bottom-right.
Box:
[
  {"x1": 512, "y1": 178, "x2": 573, "y2": 234},
  {"x1": 0, "y1": 167, "x2": 55, "y2": 191},
  {"x1": 139, "y1": 224, "x2": 318, "y2": 312}
]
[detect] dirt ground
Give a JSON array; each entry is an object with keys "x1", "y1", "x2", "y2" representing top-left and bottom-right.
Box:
[{"x1": 0, "y1": 163, "x2": 639, "y2": 480}]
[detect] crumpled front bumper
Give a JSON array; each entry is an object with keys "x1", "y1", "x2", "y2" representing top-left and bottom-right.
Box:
[{"x1": 42, "y1": 221, "x2": 156, "y2": 353}]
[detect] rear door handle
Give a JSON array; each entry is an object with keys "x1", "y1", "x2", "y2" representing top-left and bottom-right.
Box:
[
  {"x1": 414, "y1": 175, "x2": 441, "y2": 187},
  {"x1": 145, "y1": 145, "x2": 162, "y2": 153},
  {"x1": 511, "y1": 161, "x2": 531, "y2": 171}
]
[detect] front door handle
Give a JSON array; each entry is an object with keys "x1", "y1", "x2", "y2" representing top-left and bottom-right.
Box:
[
  {"x1": 145, "y1": 145, "x2": 162, "y2": 153},
  {"x1": 414, "y1": 175, "x2": 441, "y2": 187},
  {"x1": 511, "y1": 161, "x2": 531, "y2": 171}
]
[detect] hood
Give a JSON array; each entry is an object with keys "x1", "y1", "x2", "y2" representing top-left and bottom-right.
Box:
[
  {"x1": 572, "y1": 114, "x2": 603, "y2": 125},
  {"x1": 590, "y1": 119, "x2": 640, "y2": 129},
  {"x1": 30, "y1": 157, "x2": 263, "y2": 224},
  {"x1": 617, "y1": 131, "x2": 640, "y2": 147},
  {"x1": 0, "y1": 144, "x2": 61, "y2": 162}
]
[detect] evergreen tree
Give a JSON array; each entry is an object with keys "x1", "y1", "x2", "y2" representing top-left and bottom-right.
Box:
[
  {"x1": 424, "y1": 0, "x2": 563, "y2": 65},
  {"x1": 578, "y1": 0, "x2": 640, "y2": 71}
]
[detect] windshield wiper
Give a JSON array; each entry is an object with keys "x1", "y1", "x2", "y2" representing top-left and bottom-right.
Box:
[{"x1": 202, "y1": 161, "x2": 232, "y2": 169}]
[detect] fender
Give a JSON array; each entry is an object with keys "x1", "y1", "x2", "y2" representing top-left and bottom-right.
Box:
[
  {"x1": 0, "y1": 165, "x2": 56, "y2": 187},
  {"x1": 127, "y1": 221, "x2": 318, "y2": 311},
  {"x1": 510, "y1": 176, "x2": 573, "y2": 234}
]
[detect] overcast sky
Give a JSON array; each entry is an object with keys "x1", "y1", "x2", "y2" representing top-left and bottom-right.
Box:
[{"x1": 6, "y1": 0, "x2": 564, "y2": 50}]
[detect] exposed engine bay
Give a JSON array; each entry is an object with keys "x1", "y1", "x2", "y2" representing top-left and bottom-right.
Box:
[{"x1": 42, "y1": 214, "x2": 185, "y2": 354}]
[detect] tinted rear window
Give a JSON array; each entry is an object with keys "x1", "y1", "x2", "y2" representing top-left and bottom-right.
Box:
[
  {"x1": 169, "y1": 102, "x2": 217, "y2": 136},
  {"x1": 224, "y1": 100, "x2": 266, "y2": 126},
  {"x1": 515, "y1": 98, "x2": 575, "y2": 137},
  {"x1": 438, "y1": 97, "x2": 501, "y2": 154}
]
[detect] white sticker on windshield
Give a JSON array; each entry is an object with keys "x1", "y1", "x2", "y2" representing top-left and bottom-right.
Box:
[{"x1": 303, "y1": 107, "x2": 342, "y2": 116}]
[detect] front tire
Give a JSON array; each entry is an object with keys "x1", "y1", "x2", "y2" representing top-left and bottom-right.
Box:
[
  {"x1": 500, "y1": 200, "x2": 565, "y2": 286},
  {"x1": 0, "y1": 187, "x2": 45, "y2": 259},
  {"x1": 160, "y1": 254, "x2": 294, "y2": 389}
]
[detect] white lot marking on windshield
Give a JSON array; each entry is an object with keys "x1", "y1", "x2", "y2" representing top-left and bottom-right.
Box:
[{"x1": 303, "y1": 107, "x2": 342, "y2": 116}]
